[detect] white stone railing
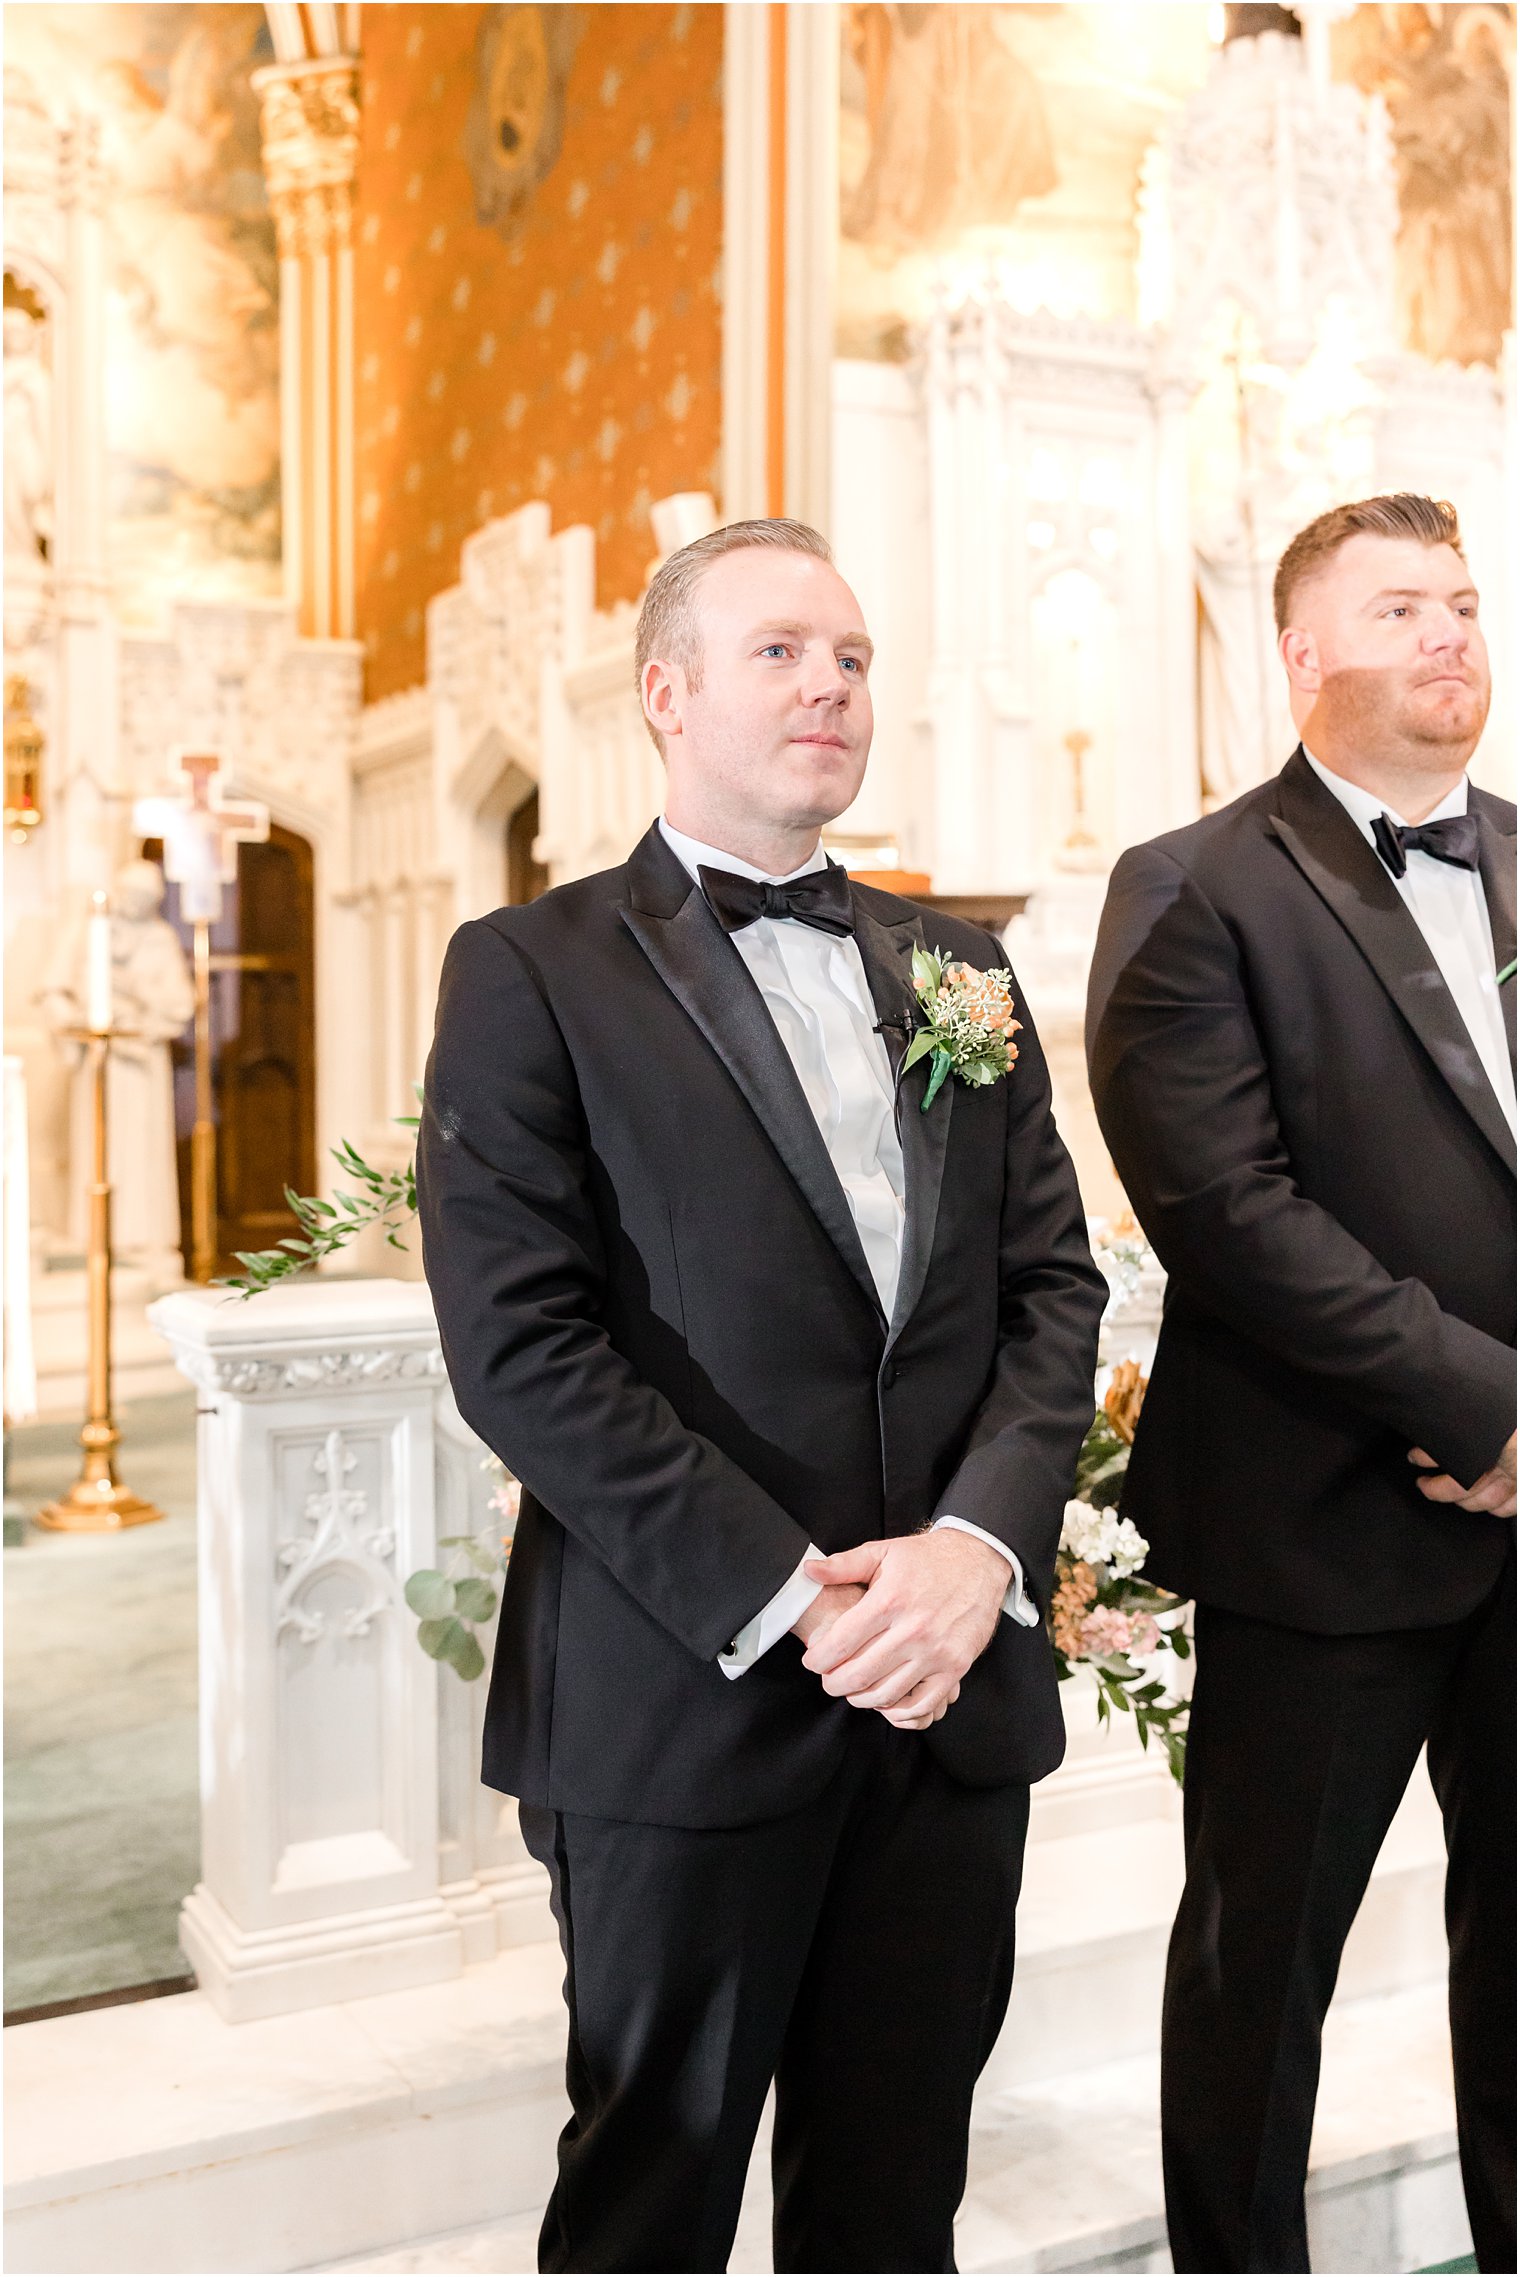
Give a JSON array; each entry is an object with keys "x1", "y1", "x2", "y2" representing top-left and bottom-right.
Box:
[{"x1": 148, "y1": 1278, "x2": 548, "y2": 2023}]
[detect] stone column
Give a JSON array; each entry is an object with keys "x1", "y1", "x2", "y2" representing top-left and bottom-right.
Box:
[
  {"x1": 252, "y1": 57, "x2": 360, "y2": 641},
  {"x1": 149, "y1": 1278, "x2": 471, "y2": 2021},
  {"x1": 1147, "y1": 370, "x2": 1204, "y2": 832},
  {"x1": 52, "y1": 113, "x2": 120, "y2": 893}
]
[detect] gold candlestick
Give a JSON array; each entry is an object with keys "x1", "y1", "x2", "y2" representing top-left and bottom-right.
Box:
[
  {"x1": 35, "y1": 1026, "x2": 165, "y2": 1532},
  {"x1": 1063, "y1": 728, "x2": 1098, "y2": 851}
]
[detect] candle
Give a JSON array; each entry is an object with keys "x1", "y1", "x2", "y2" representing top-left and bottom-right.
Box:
[{"x1": 85, "y1": 890, "x2": 113, "y2": 1033}]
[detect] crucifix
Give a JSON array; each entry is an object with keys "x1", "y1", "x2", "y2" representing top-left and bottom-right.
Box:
[{"x1": 135, "y1": 753, "x2": 269, "y2": 1283}]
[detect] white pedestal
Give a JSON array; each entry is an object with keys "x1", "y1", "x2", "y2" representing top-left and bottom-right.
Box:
[{"x1": 147, "y1": 1280, "x2": 549, "y2": 2022}]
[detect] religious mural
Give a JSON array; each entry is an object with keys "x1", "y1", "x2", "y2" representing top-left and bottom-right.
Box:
[
  {"x1": 837, "y1": 3, "x2": 1215, "y2": 357},
  {"x1": 1335, "y1": 1, "x2": 1513, "y2": 367},
  {"x1": 837, "y1": 3, "x2": 1514, "y2": 370},
  {"x1": 465, "y1": 3, "x2": 584, "y2": 241},
  {"x1": 3, "y1": 273, "x2": 53, "y2": 582},
  {"x1": 3, "y1": 4, "x2": 281, "y2": 627},
  {"x1": 354, "y1": 2, "x2": 723, "y2": 699}
]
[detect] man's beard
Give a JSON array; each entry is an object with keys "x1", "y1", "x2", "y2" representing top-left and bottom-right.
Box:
[{"x1": 1307, "y1": 665, "x2": 1489, "y2": 766}]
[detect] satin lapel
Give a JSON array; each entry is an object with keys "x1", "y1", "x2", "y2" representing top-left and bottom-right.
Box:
[
  {"x1": 1475, "y1": 803, "x2": 1517, "y2": 1075},
  {"x1": 619, "y1": 863, "x2": 885, "y2": 1323},
  {"x1": 852, "y1": 899, "x2": 953, "y2": 1348},
  {"x1": 1268, "y1": 756, "x2": 1516, "y2": 1172}
]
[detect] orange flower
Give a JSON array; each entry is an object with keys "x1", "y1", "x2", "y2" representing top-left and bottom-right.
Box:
[{"x1": 1103, "y1": 1359, "x2": 1148, "y2": 1446}]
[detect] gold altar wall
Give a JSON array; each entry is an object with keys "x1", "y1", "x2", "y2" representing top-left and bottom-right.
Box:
[{"x1": 354, "y1": 2, "x2": 724, "y2": 698}]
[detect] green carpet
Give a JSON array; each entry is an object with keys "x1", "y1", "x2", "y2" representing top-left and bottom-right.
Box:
[{"x1": 4, "y1": 1392, "x2": 200, "y2": 2013}]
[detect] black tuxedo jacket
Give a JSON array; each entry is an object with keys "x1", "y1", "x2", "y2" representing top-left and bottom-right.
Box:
[
  {"x1": 1086, "y1": 750, "x2": 1515, "y2": 1634},
  {"x1": 418, "y1": 824, "x2": 1106, "y2": 1828}
]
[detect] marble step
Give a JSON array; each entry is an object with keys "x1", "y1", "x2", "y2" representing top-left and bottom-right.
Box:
[
  {"x1": 3, "y1": 1785, "x2": 1451, "y2": 2276},
  {"x1": 319, "y1": 1983, "x2": 1468, "y2": 2277},
  {"x1": 998, "y1": 1761, "x2": 1446, "y2": 2089}
]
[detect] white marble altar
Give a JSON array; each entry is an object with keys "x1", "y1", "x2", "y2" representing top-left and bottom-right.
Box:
[{"x1": 147, "y1": 1278, "x2": 545, "y2": 2024}]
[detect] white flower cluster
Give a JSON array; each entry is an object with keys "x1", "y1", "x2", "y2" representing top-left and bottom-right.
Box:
[{"x1": 1060, "y1": 1498, "x2": 1149, "y2": 1578}]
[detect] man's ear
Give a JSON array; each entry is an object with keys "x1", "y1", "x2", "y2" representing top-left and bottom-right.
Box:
[
  {"x1": 641, "y1": 657, "x2": 684, "y2": 743},
  {"x1": 1278, "y1": 625, "x2": 1321, "y2": 699}
]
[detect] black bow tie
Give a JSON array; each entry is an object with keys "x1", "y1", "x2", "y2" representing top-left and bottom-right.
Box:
[
  {"x1": 1370, "y1": 811, "x2": 1481, "y2": 881},
  {"x1": 698, "y1": 860, "x2": 856, "y2": 939}
]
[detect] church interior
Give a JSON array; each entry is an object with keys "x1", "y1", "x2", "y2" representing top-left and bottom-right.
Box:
[{"x1": 2, "y1": 3, "x2": 1514, "y2": 2270}]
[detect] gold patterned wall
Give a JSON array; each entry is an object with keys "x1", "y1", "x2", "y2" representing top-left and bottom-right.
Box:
[{"x1": 354, "y1": 2, "x2": 724, "y2": 698}]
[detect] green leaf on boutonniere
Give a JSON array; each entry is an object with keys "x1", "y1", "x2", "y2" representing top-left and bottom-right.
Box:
[
  {"x1": 911, "y1": 945, "x2": 943, "y2": 995},
  {"x1": 1497, "y1": 958, "x2": 1516, "y2": 987},
  {"x1": 920, "y1": 1047, "x2": 955, "y2": 1112},
  {"x1": 900, "y1": 1027, "x2": 937, "y2": 1075}
]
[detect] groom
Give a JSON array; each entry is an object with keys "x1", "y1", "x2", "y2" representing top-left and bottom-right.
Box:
[
  {"x1": 1087, "y1": 493, "x2": 1516, "y2": 2272},
  {"x1": 419, "y1": 518, "x2": 1105, "y2": 2273}
]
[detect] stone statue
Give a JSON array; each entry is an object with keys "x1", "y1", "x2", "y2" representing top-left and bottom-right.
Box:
[
  {"x1": 4, "y1": 304, "x2": 52, "y2": 570},
  {"x1": 40, "y1": 861, "x2": 195, "y2": 1283}
]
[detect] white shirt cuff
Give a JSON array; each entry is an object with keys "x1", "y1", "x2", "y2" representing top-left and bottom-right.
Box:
[
  {"x1": 932, "y1": 1517, "x2": 1039, "y2": 1627},
  {"x1": 718, "y1": 1548, "x2": 823, "y2": 1678}
]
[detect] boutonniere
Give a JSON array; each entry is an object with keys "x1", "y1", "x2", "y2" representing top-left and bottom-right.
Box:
[
  {"x1": 899, "y1": 946, "x2": 1023, "y2": 1111},
  {"x1": 1498, "y1": 959, "x2": 1516, "y2": 986}
]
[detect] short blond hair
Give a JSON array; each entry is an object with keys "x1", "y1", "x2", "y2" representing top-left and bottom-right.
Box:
[
  {"x1": 1273, "y1": 494, "x2": 1463, "y2": 632},
  {"x1": 634, "y1": 517, "x2": 833, "y2": 749}
]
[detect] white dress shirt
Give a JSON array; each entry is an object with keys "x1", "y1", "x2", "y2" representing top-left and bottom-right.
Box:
[
  {"x1": 656, "y1": 818, "x2": 1037, "y2": 1675},
  {"x1": 1304, "y1": 753, "x2": 1515, "y2": 1131}
]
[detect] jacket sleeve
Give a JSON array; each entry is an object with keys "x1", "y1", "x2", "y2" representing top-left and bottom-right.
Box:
[
  {"x1": 417, "y1": 916, "x2": 813, "y2": 1661},
  {"x1": 1085, "y1": 842, "x2": 1514, "y2": 1489},
  {"x1": 931, "y1": 940, "x2": 1110, "y2": 1611}
]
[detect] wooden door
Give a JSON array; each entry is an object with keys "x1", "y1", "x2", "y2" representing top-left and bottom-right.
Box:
[
  {"x1": 506, "y1": 787, "x2": 549, "y2": 905},
  {"x1": 143, "y1": 823, "x2": 317, "y2": 1275}
]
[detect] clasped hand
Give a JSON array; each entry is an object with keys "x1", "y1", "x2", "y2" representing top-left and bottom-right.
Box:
[
  {"x1": 789, "y1": 1531, "x2": 1009, "y2": 1733},
  {"x1": 1408, "y1": 1429, "x2": 1517, "y2": 1519}
]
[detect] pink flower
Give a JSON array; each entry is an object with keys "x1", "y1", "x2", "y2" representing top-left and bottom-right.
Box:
[{"x1": 1078, "y1": 1606, "x2": 1136, "y2": 1659}]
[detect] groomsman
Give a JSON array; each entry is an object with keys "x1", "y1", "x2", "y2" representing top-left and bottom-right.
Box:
[
  {"x1": 1087, "y1": 493, "x2": 1515, "y2": 2273},
  {"x1": 421, "y1": 518, "x2": 1106, "y2": 2271}
]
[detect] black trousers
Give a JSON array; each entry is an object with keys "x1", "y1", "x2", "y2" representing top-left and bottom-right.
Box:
[
  {"x1": 520, "y1": 1715, "x2": 1031, "y2": 2274},
  {"x1": 1162, "y1": 1559, "x2": 1516, "y2": 2274}
]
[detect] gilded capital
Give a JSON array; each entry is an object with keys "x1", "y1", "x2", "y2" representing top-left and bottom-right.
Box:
[{"x1": 253, "y1": 58, "x2": 361, "y2": 260}]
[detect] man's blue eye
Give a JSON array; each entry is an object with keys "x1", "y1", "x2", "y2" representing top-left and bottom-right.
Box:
[
  {"x1": 762, "y1": 644, "x2": 787, "y2": 658},
  {"x1": 841, "y1": 656, "x2": 861, "y2": 672}
]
